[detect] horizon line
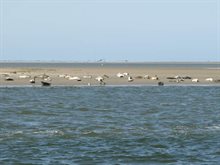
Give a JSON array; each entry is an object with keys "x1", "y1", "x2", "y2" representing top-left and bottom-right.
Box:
[{"x1": 0, "y1": 60, "x2": 219, "y2": 63}]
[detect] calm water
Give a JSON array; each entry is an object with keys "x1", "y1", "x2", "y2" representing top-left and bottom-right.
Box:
[
  {"x1": 0, "y1": 86, "x2": 220, "y2": 164},
  {"x1": 0, "y1": 62, "x2": 220, "y2": 69}
]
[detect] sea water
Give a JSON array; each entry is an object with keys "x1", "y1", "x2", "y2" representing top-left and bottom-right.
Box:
[
  {"x1": 0, "y1": 86, "x2": 220, "y2": 164},
  {"x1": 0, "y1": 62, "x2": 220, "y2": 69}
]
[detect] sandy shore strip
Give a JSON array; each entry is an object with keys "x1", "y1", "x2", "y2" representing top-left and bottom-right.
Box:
[{"x1": 0, "y1": 64, "x2": 220, "y2": 86}]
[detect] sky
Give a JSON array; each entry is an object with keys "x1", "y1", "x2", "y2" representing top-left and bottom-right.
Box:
[{"x1": 0, "y1": 0, "x2": 220, "y2": 62}]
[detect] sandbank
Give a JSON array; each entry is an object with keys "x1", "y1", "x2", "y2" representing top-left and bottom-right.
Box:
[{"x1": 0, "y1": 63, "x2": 220, "y2": 86}]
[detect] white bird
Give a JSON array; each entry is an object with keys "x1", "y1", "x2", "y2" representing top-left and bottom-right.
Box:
[
  {"x1": 29, "y1": 79, "x2": 35, "y2": 83},
  {"x1": 95, "y1": 76, "x2": 104, "y2": 82},
  {"x1": 69, "y1": 76, "x2": 81, "y2": 81},
  {"x1": 144, "y1": 75, "x2": 150, "y2": 79},
  {"x1": 151, "y1": 76, "x2": 159, "y2": 80},
  {"x1": 205, "y1": 78, "x2": 213, "y2": 82},
  {"x1": 19, "y1": 75, "x2": 30, "y2": 79},
  {"x1": 29, "y1": 76, "x2": 36, "y2": 84},
  {"x1": 128, "y1": 76, "x2": 133, "y2": 82},
  {"x1": 192, "y1": 78, "x2": 199, "y2": 82},
  {"x1": 174, "y1": 75, "x2": 181, "y2": 79},
  {"x1": 96, "y1": 76, "x2": 105, "y2": 85},
  {"x1": 123, "y1": 72, "x2": 129, "y2": 76},
  {"x1": 117, "y1": 73, "x2": 124, "y2": 78}
]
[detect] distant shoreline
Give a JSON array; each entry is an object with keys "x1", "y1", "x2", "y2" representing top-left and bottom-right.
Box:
[{"x1": 0, "y1": 61, "x2": 220, "y2": 64}]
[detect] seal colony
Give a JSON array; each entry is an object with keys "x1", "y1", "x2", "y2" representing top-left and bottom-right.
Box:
[{"x1": 0, "y1": 63, "x2": 220, "y2": 86}]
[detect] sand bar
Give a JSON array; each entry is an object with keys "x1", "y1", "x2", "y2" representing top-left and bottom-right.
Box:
[{"x1": 0, "y1": 63, "x2": 220, "y2": 86}]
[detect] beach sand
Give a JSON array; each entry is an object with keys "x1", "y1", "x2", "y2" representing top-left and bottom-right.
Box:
[{"x1": 0, "y1": 63, "x2": 220, "y2": 86}]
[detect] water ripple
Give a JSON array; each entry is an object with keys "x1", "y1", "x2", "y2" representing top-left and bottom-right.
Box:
[{"x1": 0, "y1": 86, "x2": 220, "y2": 164}]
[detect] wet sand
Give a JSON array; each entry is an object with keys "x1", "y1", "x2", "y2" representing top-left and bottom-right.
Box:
[{"x1": 0, "y1": 64, "x2": 220, "y2": 86}]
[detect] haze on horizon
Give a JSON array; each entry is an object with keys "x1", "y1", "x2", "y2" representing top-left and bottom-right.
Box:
[{"x1": 0, "y1": 0, "x2": 219, "y2": 62}]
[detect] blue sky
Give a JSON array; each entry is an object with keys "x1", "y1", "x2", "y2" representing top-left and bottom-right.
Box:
[{"x1": 0, "y1": 0, "x2": 219, "y2": 62}]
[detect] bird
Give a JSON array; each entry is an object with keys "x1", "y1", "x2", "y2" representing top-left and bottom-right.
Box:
[
  {"x1": 144, "y1": 75, "x2": 150, "y2": 79},
  {"x1": 96, "y1": 76, "x2": 105, "y2": 85},
  {"x1": 128, "y1": 76, "x2": 133, "y2": 82},
  {"x1": 19, "y1": 75, "x2": 31, "y2": 79},
  {"x1": 29, "y1": 76, "x2": 36, "y2": 84},
  {"x1": 117, "y1": 73, "x2": 124, "y2": 78},
  {"x1": 96, "y1": 76, "x2": 104, "y2": 82},
  {"x1": 151, "y1": 75, "x2": 159, "y2": 80},
  {"x1": 123, "y1": 72, "x2": 129, "y2": 76},
  {"x1": 158, "y1": 82, "x2": 164, "y2": 86},
  {"x1": 205, "y1": 78, "x2": 213, "y2": 82},
  {"x1": 69, "y1": 76, "x2": 81, "y2": 81},
  {"x1": 192, "y1": 78, "x2": 199, "y2": 82}
]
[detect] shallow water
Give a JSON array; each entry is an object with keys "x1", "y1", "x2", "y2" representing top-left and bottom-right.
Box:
[
  {"x1": 0, "y1": 86, "x2": 220, "y2": 164},
  {"x1": 1, "y1": 62, "x2": 220, "y2": 69}
]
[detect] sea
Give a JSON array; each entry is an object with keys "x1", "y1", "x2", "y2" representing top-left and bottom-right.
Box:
[
  {"x1": 0, "y1": 86, "x2": 220, "y2": 164},
  {"x1": 0, "y1": 62, "x2": 220, "y2": 69}
]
